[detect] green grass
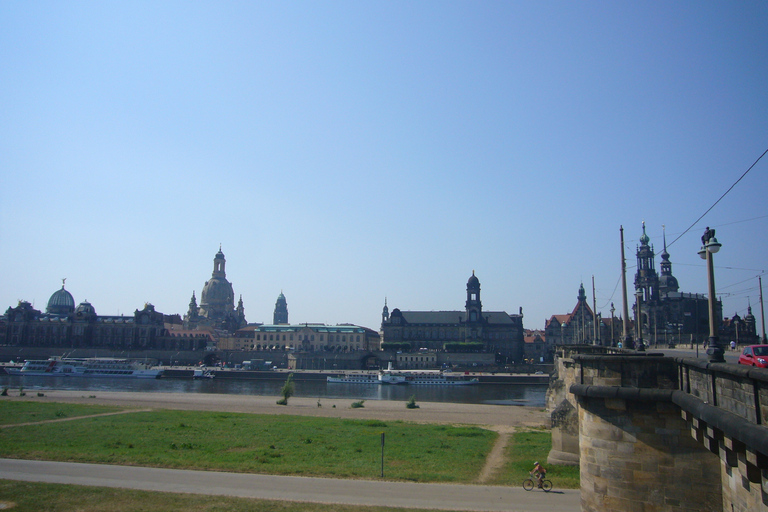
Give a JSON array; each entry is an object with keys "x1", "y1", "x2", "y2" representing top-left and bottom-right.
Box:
[
  {"x1": 0, "y1": 480, "x2": 455, "y2": 512},
  {"x1": 489, "y1": 429, "x2": 580, "y2": 489},
  {"x1": 0, "y1": 406, "x2": 496, "y2": 483},
  {"x1": 0, "y1": 400, "x2": 122, "y2": 425}
]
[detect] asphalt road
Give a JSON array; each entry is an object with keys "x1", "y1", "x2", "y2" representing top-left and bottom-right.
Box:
[
  {"x1": 642, "y1": 345, "x2": 741, "y2": 364},
  {"x1": 0, "y1": 458, "x2": 581, "y2": 512}
]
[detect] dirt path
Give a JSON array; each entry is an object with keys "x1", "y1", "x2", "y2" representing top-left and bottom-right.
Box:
[
  {"x1": 1, "y1": 409, "x2": 152, "y2": 429},
  {"x1": 476, "y1": 426, "x2": 516, "y2": 484}
]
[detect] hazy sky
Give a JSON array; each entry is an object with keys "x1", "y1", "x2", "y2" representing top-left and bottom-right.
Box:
[{"x1": 2, "y1": 2, "x2": 767, "y2": 332}]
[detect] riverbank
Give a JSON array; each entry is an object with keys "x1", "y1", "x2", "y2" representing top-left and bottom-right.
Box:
[{"x1": 3, "y1": 389, "x2": 549, "y2": 429}]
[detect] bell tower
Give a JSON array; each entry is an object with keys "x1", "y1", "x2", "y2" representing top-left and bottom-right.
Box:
[{"x1": 465, "y1": 271, "x2": 482, "y2": 322}]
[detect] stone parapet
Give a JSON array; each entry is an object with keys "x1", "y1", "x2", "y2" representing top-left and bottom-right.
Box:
[{"x1": 569, "y1": 351, "x2": 768, "y2": 511}]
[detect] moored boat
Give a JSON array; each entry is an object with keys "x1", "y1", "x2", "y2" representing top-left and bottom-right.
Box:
[
  {"x1": 379, "y1": 369, "x2": 479, "y2": 386},
  {"x1": 327, "y1": 373, "x2": 381, "y2": 384},
  {"x1": 6, "y1": 357, "x2": 163, "y2": 379}
]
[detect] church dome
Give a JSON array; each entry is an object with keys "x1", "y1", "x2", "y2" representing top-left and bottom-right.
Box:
[
  {"x1": 658, "y1": 274, "x2": 679, "y2": 293},
  {"x1": 47, "y1": 284, "x2": 75, "y2": 315},
  {"x1": 200, "y1": 277, "x2": 235, "y2": 311},
  {"x1": 75, "y1": 301, "x2": 96, "y2": 317},
  {"x1": 467, "y1": 271, "x2": 480, "y2": 287}
]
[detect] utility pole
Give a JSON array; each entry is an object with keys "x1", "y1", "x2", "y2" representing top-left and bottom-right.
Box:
[
  {"x1": 760, "y1": 276, "x2": 767, "y2": 342},
  {"x1": 592, "y1": 275, "x2": 598, "y2": 345},
  {"x1": 620, "y1": 226, "x2": 632, "y2": 348}
]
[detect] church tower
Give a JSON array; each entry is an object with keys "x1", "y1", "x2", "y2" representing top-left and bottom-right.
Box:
[
  {"x1": 381, "y1": 298, "x2": 389, "y2": 325},
  {"x1": 273, "y1": 292, "x2": 288, "y2": 324},
  {"x1": 634, "y1": 222, "x2": 660, "y2": 303},
  {"x1": 183, "y1": 291, "x2": 200, "y2": 329},
  {"x1": 658, "y1": 226, "x2": 679, "y2": 296},
  {"x1": 634, "y1": 223, "x2": 660, "y2": 339},
  {"x1": 465, "y1": 271, "x2": 482, "y2": 322}
]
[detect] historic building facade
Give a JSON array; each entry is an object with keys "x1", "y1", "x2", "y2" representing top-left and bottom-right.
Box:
[
  {"x1": 379, "y1": 272, "x2": 525, "y2": 362},
  {"x1": 231, "y1": 323, "x2": 380, "y2": 352},
  {"x1": 634, "y1": 224, "x2": 725, "y2": 344},
  {"x1": 1, "y1": 282, "x2": 207, "y2": 351},
  {"x1": 183, "y1": 247, "x2": 246, "y2": 332},
  {"x1": 545, "y1": 224, "x2": 753, "y2": 348},
  {"x1": 544, "y1": 283, "x2": 619, "y2": 351}
]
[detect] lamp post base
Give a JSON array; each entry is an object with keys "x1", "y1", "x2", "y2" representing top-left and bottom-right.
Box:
[{"x1": 706, "y1": 337, "x2": 725, "y2": 363}]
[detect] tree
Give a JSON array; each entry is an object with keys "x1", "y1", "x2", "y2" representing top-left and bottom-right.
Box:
[{"x1": 276, "y1": 373, "x2": 294, "y2": 405}]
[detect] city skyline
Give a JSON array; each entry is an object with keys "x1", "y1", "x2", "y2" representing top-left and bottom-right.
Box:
[{"x1": 2, "y1": 2, "x2": 767, "y2": 331}]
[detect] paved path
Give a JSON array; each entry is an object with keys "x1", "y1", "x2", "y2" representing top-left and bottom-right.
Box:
[{"x1": 0, "y1": 458, "x2": 580, "y2": 512}]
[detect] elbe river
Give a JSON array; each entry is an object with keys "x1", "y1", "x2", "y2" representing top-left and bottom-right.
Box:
[{"x1": 0, "y1": 374, "x2": 548, "y2": 407}]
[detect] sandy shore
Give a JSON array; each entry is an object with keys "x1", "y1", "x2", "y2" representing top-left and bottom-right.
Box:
[{"x1": 6, "y1": 389, "x2": 549, "y2": 430}]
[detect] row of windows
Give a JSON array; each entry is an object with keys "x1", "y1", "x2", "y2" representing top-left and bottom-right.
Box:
[
  {"x1": 255, "y1": 333, "x2": 362, "y2": 343},
  {"x1": 401, "y1": 330, "x2": 513, "y2": 340}
]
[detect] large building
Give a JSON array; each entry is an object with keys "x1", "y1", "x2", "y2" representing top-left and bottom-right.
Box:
[
  {"x1": 545, "y1": 283, "x2": 616, "y2": 348},
  {"x1": 380, "y1": 272, "x2": 525, "y2": 363},
  {"x1": 183, "y1": 247, "x2": 246, "y2": 332},
  {"x1": 545, "y1": 224, "x2": 757, "y2": 348},
  {"x1": 229, "y1": 323, "x2": 380, "y2": 352},
  {"x1": 1, "y1": 281, "x2": 207, "y2": 351}
]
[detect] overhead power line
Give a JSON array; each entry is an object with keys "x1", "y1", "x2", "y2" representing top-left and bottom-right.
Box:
[{"x1": 667, "y1": 147, "x2": 768, "y2": 249}]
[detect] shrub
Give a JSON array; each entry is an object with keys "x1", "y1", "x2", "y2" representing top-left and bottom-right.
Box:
[
  {"x1": 276, "y1": 373, "x2": 294, "y2": 405},
  {"x1": 406, "y1": 395, "x2": 420, "y2": 409},
  {"x1": 350, "y1": 400, "x2": 365, "y2": 408}
]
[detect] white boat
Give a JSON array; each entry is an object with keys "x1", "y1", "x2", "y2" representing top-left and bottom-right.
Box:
[
  {"x1": 193, "y1": 368, "x2": 215, "y2": 379},
  {"x1": 379, "y1": 369, "x2": 479, "y2": 386},
  {"x1": 328, "y1": 365, "x2": 476, "y2": 386},
  {"x1": 6, "y1": 357, "x2": 163, "y2": 379},
  {"x1": 327, "y1": 373, "x2": 382, "y2": 384}
]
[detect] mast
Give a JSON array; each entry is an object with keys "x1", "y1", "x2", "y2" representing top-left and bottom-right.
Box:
[
  {"x1": 760, "y1": 275, "x2": 767, "y2": 342},
  {"x1": 620, "y1": 226, "x2": 632, "y2": 348},
  {"x1": 592, "y1": 275, "x2": 598, "y2": 345}
]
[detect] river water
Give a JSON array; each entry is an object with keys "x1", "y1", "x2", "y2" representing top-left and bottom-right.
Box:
[{"x1": 0, "y1": 374, "x2": 548, "y2": 407}]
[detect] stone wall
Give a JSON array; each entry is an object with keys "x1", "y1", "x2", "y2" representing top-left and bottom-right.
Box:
[
  {"x1": 577, "y1": 389, "x2": 721, "y2": 511},
  {"x1": 569, "y1": 351, "x2": 768, "y2": 511}
]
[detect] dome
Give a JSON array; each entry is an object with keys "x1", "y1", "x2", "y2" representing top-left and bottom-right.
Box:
[
  {"x1": 47, "y1": 284, "x2": 75, "y2": 315},
  {"x1": 658, "y1": 274, "x2": 679, "y2": 293},
  {"x1": 75, "y1": 301, "x2": 96, "y2": 317},
  {"x1": 467, "y1": 271, "x2": 480, "y2": 287},
  {"x1": 199, "y1": 277, "x2": 235, "y2": 321}
]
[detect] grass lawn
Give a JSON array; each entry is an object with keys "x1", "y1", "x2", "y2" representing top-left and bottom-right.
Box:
[
  {"x1": 490, "y1": 429, "x2": 580, "y2": 489},
  {"x1": 0, "y1": 480, "x2": 452, "y2": 512},
  {"x1": 0, "y1": 400, "x2": 122, "y2": 425},
  {"x1": 0, "y1": 404, "x2": 496, "y2": 483}
]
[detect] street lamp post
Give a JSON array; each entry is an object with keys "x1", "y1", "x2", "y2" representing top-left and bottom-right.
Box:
[
  {"x1": 699, "y1": 227, "x2": 723, "y2": 363},
  {"x1": 610, "y1": 303, "x2": 615, "y2": 347},
  {"x1": 636, "y1": 289, "x2": 645, "y2": 352}
]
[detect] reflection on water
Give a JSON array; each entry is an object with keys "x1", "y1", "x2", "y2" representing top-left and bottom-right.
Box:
[{"x1": 0, "y1": 375, "x2": 547, "y2": 407}]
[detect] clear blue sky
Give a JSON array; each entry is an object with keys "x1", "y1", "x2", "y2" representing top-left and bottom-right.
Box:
[{"x1": 2, "y1": 1, "x2": 767, "y2": 333}]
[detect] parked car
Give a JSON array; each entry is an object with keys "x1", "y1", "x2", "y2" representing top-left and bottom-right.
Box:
[{"x1": 737, "y1": 345, "x2": 768, "y2": 368}]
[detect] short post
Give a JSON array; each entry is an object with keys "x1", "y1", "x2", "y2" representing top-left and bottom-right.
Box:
[{"x1": 380, "y1": 432, "x2": 385, "y2": 477}]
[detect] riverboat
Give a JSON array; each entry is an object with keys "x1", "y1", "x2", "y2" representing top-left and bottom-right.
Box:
[
  {"x1": 6, "y1": 357, "x2": 163, "y2": 379},
  {"x1": 328, "y1": 368, "x2": 477, "y2": 386},
  {"x1": 379, "y1": 369, "x2": 479, "y2": 386},
  {"x1": 327, "y1": 371, "x2": 408, "y2": 384}
]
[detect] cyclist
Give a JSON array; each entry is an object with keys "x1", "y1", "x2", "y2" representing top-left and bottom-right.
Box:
[{"x1": 532, "y1": 461, "x2": 547, "y2": 488}]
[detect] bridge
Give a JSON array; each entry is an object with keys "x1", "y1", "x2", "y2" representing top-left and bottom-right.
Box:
[{"x1": 547, "y1": 346, "x2": 768, "y2": 511}]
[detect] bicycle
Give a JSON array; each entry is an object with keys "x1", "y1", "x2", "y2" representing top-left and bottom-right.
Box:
[{"x1": 523, "y1": 472, "x2": 552, "y2": 492}]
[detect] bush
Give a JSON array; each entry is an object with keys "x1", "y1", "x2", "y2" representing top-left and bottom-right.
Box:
[
  {"x1": 406, "y1": 395, "x2": 420, "y2": 409},
  {"x1": 350, "y1": 400, "x2": 365, "y2": 408},
  {"x1": 276, "y1": 373, "x2": 294, "y2": 405}
]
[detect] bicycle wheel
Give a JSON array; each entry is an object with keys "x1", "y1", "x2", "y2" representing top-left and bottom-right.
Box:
[
  {"x1": 523, "y1": 479, "x2": 534, "y2": 491},
  {"x1": 541, "y1": 480, "x2": 552, "y2": 492}
]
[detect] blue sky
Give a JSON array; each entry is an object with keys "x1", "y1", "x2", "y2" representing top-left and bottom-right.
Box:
[{"x1": 2, "y1": 1, "x2": 767, "y2": 332}]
